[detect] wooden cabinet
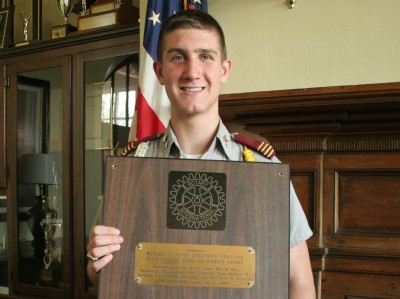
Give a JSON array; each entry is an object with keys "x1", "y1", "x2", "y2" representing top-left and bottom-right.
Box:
[
  {"x1": 219, "y1": 84, "x2": 400, "y2": 298},
  {"x1": 0, "y1": 25, "x2": 139, "y2": 299},
  {"x1": 1, "y1": 66, "x2": 6, "y2": 188}
]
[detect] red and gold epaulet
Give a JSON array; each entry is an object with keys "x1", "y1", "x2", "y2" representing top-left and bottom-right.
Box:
[
  {"x1": 121, "y1": 133, "x2": 164, "y2": 157},
  {"x1": 233, "y1": 133, "x2": 275, "y2": 160}
]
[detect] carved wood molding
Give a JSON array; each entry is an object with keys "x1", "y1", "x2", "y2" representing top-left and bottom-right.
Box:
[
  {"x1": 219, "y1": 82, "x2": 400, "y2": 152},
  {"x1": 267, "y1": 136, "x2": 400, "y2": 152},
  {"x1": 326, "y1": 138, "x2": 400, "y2": 152},
  {"x1": 270, "y1": 139, "x2": 326, "y2": 152},
  {"x1": 0, "y1": 25, "x2": 140, "y2": 60}
]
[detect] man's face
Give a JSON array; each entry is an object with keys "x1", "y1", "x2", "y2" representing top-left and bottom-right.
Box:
[{"x1": 154, "y1": 28, "x2": 232, "y2": 118}]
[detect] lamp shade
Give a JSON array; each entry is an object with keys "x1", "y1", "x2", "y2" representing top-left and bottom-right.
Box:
[{"x1": 18, "y1": 153, "x2": 61, "y2": 185}]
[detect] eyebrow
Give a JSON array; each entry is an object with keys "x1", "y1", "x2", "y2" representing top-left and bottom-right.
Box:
[{"x1": 166, "y1": 48, "x2": 219, "y2": 56}]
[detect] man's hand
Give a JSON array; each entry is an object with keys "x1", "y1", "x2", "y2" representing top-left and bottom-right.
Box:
[{"x1": 86, "y1": 225, "x2": 124, "y2": 287}]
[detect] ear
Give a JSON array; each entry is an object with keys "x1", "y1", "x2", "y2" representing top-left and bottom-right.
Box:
[
  {"x1": 153, "y1": 61, "x2": 165, "y2": 85},
  {"x1": 220, "y1": 59, "x2": 232, "y2": 84}
]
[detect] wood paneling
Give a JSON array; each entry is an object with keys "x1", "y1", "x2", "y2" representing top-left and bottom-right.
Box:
[
  {"x1": 220, "y1": 82, "x2": 400, "y2": 298},
  {"x1": 322, "y1": 271, "x2": 400, "y2": 298},
  {"x1": 323, "y1": 153, "x2": 400, "y2": 251},
  {"x1": 339, "y1": 172, "x2": 400, "y2": 234}
]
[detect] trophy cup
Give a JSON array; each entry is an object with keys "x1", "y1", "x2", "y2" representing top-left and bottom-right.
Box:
[{"x1": 51, "y1": 0, "x2": 76, "y2": 39}]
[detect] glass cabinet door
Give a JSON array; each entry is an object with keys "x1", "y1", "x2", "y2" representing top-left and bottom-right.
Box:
[
  {"x1": 17, "y1": 69, "x2": 63, "y2": 288},
  {"x1": 75, "y1": 48, "x2": 139, "y2": 296},
  {"x1": 84, "y1": 53, "x2": 139, "y2": 264},
  {"x1": 7, "y1": 56, "x2": 71, "y2": 298},
  {"x1": 0, "y1": 64, "x2": 8, "y2": 293}
]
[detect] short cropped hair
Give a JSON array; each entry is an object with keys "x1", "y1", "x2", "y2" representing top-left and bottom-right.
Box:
[{"x1": 157, "y1": 9, "x2": 227, "y2": 62}]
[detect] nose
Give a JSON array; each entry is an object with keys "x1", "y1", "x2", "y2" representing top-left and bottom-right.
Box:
[{"x1": 182, "y1": 58, "x2": 200, "y2": 81}]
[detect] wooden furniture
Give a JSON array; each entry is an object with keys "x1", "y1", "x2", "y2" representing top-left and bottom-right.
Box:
[
  {"x1": 0, "y1": 24, "x2": 139, "y2": 299},
  {"x1": 220, "y1": 83, "x2": 400, "y2": 299}
]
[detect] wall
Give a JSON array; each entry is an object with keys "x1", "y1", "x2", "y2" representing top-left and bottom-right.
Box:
[
  {"x1": 12, "y1": 1, "x2": 400, "y2": 92},
  {"x1": 139, "y1": 0, "x2": 400, "y2": 94}
]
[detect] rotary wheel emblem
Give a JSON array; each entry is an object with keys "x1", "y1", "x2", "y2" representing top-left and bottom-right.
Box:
[{"x1": 169, "y1": 172, "x2": 226, "y2": 229}]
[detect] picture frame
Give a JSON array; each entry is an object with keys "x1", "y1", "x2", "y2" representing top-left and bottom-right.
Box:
[{"x1": 0, "y1": 5, "x2": 14, "y2": 49}]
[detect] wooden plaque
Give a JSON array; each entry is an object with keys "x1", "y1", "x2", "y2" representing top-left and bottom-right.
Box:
[{"x1": 99, "y1": 157, "x2": 290, "y2": 298}]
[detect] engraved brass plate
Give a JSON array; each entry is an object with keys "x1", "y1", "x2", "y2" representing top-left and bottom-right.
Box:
[
  {"x1": 134, "y1": 242, "x2": 256, "y2": 288},
  {"x1": 51, "y1": 25, "x2": 67, "y2": 39}
]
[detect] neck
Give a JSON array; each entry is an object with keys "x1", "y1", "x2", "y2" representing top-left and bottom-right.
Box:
[{"x1": 171, "y1": 114, "x2": 220, "y2": 155}]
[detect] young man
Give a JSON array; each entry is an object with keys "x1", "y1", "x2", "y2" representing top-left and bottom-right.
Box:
[{"x1": 87, "y1": 9, "x2": 316, "y2": 298}]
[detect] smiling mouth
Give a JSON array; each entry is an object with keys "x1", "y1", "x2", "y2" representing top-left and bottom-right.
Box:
[{"x1": 180, "y1": 87, "x2": 205, "y2": 92}]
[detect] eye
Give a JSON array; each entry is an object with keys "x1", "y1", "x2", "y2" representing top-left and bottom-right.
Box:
[
  {"x1": 172, "y1": 55, "x2": 185, "y2": 62},
  {"x1": 200, "y1": 54, "x2": 213, "y2": 61}
]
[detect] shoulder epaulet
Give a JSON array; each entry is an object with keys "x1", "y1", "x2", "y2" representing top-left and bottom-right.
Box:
[
  {"x1": 233, "y1": 133, "x2": 275, "y2": 160},
  {"x1": 121, "y1": 133, "x2": 164, "y2": 156}
]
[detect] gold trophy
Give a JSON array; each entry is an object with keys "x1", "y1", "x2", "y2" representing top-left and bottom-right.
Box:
[{"x1": 51, "y1": 0, "x2": 76, "y2": 39}]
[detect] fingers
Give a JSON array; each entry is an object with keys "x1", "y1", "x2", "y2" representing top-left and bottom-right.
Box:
[
  {"x1": 86, "y1": 225, "x2": 123, "y2": 287},
  {"x1": 88, "y1": 225, "x2": 123, "y2": 248},
  {"x1": 88, "y1": 243, "x2": 122, "y2": 264},
  {"x1": 87, "y1": 225, "x2": 123, "y2": 269},
  {"x1": 88, "y1": 253, "x2": 114, "y2": 273},
  {"x1": 90, "y1": 225, "x2": 121, "y2": 240}
]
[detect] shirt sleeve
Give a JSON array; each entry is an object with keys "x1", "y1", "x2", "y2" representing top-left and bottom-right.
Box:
[
  {"x1": 269, "y1": 156, "x2": 313, "y2": 248},
  {"x1": 289, "y1": 182, "x2": 313, "y2": 248}
]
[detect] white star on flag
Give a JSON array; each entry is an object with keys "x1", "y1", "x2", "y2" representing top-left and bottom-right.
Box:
[{"x1": 148, "y1": 11, "x2": 161, "y2": 26}]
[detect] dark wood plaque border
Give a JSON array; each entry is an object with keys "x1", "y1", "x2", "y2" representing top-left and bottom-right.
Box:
[{"x1": 99, "y1": 157, "x2": 290, "y2": 299}]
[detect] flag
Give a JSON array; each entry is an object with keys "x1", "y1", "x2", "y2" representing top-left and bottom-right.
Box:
[{"x1": 129, "y1": 0, "x2": 208, "y2": 141}]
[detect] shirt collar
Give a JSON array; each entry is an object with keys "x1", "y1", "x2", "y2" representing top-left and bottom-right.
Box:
[
  {"x1": 160, "y1": 123, "x2": 179, "y2": 158},
  {"x1": 161, "y1": 120, "x2": 238, "y2": 160},
  {"x1": 213, "y1": 120, "x2": 238, "y2": 161}
]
